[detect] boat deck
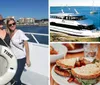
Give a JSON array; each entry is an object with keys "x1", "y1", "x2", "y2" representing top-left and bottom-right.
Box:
[
  {"x1": 6, "y1": 42, "x2": 48, "y2": 85},
  {"x1": 21, "y1": 42, "x2": 48, "y2": 85}
]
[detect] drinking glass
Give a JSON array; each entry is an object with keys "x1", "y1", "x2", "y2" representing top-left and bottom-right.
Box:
[{"x1": 84, "y1": 43, "x2": 98, "y2": 62}]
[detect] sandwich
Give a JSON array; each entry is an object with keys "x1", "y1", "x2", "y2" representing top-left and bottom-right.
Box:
[
  {"x1": 54, "y1": 57, "x2": 77, "y2": 77},
  {"x1": 71, "y1": 62, "x2": 100, "y2": 85},
  {"x1": 54, "y1": 57, "x2": 90, "y2": 77}
]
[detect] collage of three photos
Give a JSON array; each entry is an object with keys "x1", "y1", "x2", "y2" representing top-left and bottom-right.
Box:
[{"x1": 0, "y1": 0, "x2": 100, "y2": 85}]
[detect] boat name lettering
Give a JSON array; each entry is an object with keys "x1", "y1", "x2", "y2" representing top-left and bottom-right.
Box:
[{"x1": 4, "y1": 49, "x2": 13, "y2": 58}]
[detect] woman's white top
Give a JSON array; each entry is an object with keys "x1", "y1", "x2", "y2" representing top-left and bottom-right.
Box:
[{"x1": 10, "y1": 30, "x2": 29, "y2": 59}]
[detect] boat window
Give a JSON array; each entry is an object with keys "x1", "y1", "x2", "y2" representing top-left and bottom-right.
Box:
[
  {"x1": 86, "y1": 25, "x2": 96, "y2": 30},
  {"x1": 63, "y1": 16, "x2": 71, "y2": 20},
  {"x1": 50, "y1": 16, "x2": 54, "y2": 18},
  {"x1": 78, "y1": 25, "x2": 95, "y2": 30},
  {"x1": 50, "y1": 22, "x2": 81, "y2": 30},
  {"x1": 62, "y1": 16, "x2": 86, "y2": 20},
  {"x1": 57, "y1": 16, "x2": 62, "y2": 19},
  {"x1": 63, "y1": 16, "x2": 66, "y2": 19},
  {"x1": 50, "y1": 15, "x2": 62, "y2": 19},
  {"x1": 50, "y1": 20, "x2": 95, "y2": 30},
  {"x1": 70, "y1": 16, "x2": 86, "y2": 20}
]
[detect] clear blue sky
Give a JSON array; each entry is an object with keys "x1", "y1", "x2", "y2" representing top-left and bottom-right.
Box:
[
  {"x1": 50, "y1": 0, "x2": 100, "y2": 6},
  {"x1": 0, "y1": 0, "x2": 48, "y2": 20}
]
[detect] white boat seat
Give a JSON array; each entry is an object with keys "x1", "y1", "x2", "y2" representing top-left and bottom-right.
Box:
[{"x1": 21, "y1": 70, "x2": 48, "y2": 85}]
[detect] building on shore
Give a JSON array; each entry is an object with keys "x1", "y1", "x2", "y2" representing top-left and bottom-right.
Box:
[
  {"x1": 18, "y1": 18, "x2": 35, "y2": 25},
  {"x1": 35, "y1": 19, "x2": 48, "y2": 26},
  {"x1": 4, "y1": 16, "x2": 48, "y2": 26}
]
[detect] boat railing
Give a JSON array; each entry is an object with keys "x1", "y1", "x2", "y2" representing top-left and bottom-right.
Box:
[{"x1": 25, "y1": 32, "x2": 48, "y2": 46}]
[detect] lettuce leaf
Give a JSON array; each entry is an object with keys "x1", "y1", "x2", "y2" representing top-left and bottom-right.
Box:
[
  {"x1": 76, "y1": 78, "x2": 99, "y2": 85},
  {"x1": 92, "y1": 59, "x2": 100, "y2": 63}
]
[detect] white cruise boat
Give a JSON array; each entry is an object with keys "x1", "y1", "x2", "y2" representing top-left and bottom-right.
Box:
[
  {"x1": 50, "y1": 9, "x2": 100, "y2": 37},
  {"x1": 0, "y1": 32, "x2": 49, "y2": 85}
]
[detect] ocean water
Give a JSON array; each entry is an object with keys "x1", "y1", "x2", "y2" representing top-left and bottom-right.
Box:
[
  {"x1": 17, "y1": 25, "x2": 48, "y2": 45},
  {"x1": 50, "y1": 6, "x2": 100, "y2": 29}
]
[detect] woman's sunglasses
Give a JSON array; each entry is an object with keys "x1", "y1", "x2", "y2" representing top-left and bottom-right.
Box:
[
  {"x1": 0, "y1": 20, "x2": 4, "y2": 25},
  {"x1": 8, "y1": 22, "x2": 16, "y2": 27}
]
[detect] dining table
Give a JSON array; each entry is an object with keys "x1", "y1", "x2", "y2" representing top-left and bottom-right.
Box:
[{"x1": 50, "y1": 44, "x2": 100, "y2": 85}]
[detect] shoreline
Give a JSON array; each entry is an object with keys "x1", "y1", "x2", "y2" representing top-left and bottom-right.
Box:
[
  {"x1": 50, "y1": 31, "x2": 100, "y2": 42},
  {"x1": 16, "y1": 24, "x2": 48, "y2": 27}
]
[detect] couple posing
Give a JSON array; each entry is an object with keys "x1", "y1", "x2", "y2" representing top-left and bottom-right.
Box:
[{"x1": 0, "y1": 15, "x2": 31, "y2": 85}]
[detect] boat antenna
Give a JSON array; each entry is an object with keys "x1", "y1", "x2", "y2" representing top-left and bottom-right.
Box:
[
  {"x1": 74, "y1": 9, "x2": 79, "y2": 14},
  {"x1": 61, "y1": 9, "x2": 64, "y2": 13}
]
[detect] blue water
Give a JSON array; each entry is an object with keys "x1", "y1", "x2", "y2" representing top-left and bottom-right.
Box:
[
  {"x1": 17, "y1": 25, "x2": 48, "y2": 45},
  {"x1": 50, "y1": 6, "x2": 100, "y2": 29}
]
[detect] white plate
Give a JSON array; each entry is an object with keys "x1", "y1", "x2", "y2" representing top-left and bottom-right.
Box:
[
  {"x1": 50, "y1": 43, "x2": 68, "y2": 63},
  {"x1": 68, "y1": 48, "x2": 84, "y2": 53},
  {"x1": 51, "y1": 65, "x2": 100, "y2": 85}
]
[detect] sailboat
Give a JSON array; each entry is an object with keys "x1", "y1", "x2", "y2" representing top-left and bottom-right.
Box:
[{"x1": 90, "y1": 0, "x2": 98, "y2": 14}]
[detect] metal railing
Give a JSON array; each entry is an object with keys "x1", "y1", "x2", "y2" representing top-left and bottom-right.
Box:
[{"x1": 25, "y1": 32, "x2": 48, "y2": 45}]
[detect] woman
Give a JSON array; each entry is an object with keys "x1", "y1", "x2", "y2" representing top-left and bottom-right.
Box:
[
  {"x1": 6, "y1": 18, "x2": 31, "y2": 85},
  {"x1": 0, "y1": 15, "x2": 10, "y2": 46},
  {"x1": 0, "y1": 15, "x2": 11, "y2": 85}
]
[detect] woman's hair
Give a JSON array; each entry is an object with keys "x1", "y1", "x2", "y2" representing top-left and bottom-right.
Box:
[{"x1": 6, "y1": 18, "x2": 16, "y2": 34}]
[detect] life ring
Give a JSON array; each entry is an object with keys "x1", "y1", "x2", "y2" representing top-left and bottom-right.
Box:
[{"x1": 0, "y1": 45, "x2": 17, "y2": 85}]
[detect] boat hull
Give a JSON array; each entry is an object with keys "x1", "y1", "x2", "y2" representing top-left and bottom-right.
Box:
[{"x1": 50, "y1": 25, "x2": 97, "y2": 37}]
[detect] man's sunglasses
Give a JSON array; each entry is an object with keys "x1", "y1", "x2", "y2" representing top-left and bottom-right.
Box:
[
  {"x1": 8, "y1": 22, "x2": 16, "y2": 27},
  {"x1": 0, "y1": 20, "x2": 4, "y2": 25}
]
